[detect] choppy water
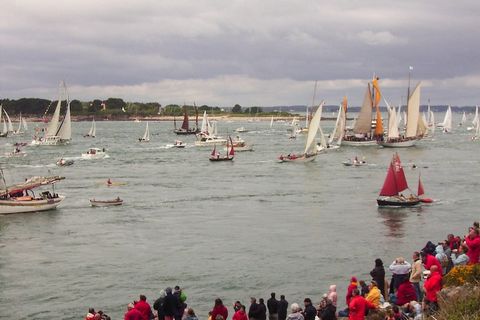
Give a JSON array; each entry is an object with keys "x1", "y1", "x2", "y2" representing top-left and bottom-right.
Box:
[{"x1": 0, "y1": 115, "x2": 479, "y2": 319}]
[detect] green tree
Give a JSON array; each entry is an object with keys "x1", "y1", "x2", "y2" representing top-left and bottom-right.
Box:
[
  {"x1": 88, "y1": 100, "x2": 102, "y2": 113},
  {"x1": 105, "y1": 98, "x2": 126, "y2": 110},
  {"x1": 232, "y1": 104, "x2": 242, "y2": 113},
  {"x1": 70, "y1": 100, "x2": 83, "y2": 114}
]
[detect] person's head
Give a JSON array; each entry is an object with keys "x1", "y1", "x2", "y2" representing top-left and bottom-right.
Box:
[
  {"x1": 359, "y1": 280, "x2": 366, "y2": 286},
  {"x1": 352, "y1": 288, "x2": 360, "y2": 296},
  {"x1": 329, "y1": 285, "x2": 336, "y2": 292},
  {"x1": 350, "y1": 276, "x2": 357, "y2": 283},
  {"x1": 166, "y1": 287, "x2": 173, "y2": 294},
  {"x1": 370, "y1": 280, "x2": 377, "y2": 288},
  {"x1": 430, "y1": 265, "x2": 439, "y2": 273},
  {"x1": 392, "y1": 305, "x2": 400, "y2": 313},
  {"x1": 139, "y1": 295, "x2": 146, "y2": 302},
  {"x1": 291, "y1": 303, "x2": 300, "y2": 313},
  {"x1": 89, "y1": 308, "x2": 95, "y2": 314},
  {"x1": 259, "y1": 298, "x2": 264, "y2": 304},
  {"x1": 250, "y1": 297, "x2": 256, "y2": 304},
  {"x1": 447, "y1": 234, "x2": 454, "y2": 241},
  {"x1": 127, "y1": 303, "x2": 134, "y2": 310},
  {"x1": 396, "y1": 257, "x2": 405, "y2": 264},
  {"x1": 469, "y1": 227, "x2": 479, "y2": 238},
  {"x1": 303, "y1": 298, "x2": 312, "y2": 306},
  {"x1": 420, "y1": 251, "x2": 427, "y2": 262},
  {"x1": 474, "y1": 221, "x2": 479, "y2": 229},
  {"x1": 271, "y1": 292, "x2": 276, "y2": 298},
  {"x1": 187, "y1": 308, "x2": 196, "y2": 317},
  {"x1": 280, "y1": 295, "x2": 285, "y2": 300},
  {"x1": 374, "y1": 258, "x2": 383, "y2": 267},
  {"x1": 412, "y1": 251, "x2": 420, "y2": 260},
  {"x1": 215, "y1": 298, "x2": 223, "y2": 306},
  {"x1": 174, "y1": 285, "x2": 181, "y2": 292},
  {"x1": 240, "y1": 305, "x2": 246, "y2": 312},
  {"x1": 215, "y1": 315, "x2": 224, "y2": 320}
]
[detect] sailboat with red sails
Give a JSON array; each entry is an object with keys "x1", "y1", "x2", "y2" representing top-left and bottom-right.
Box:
[
  {"x1": 377, "y1": 153, "x2": 421, "y2": 207},
  {"x1": 209, "y1": 136, "x2": 235, "y2": 161},
  {"x1": 174, "y1": 105, "x2": 200, "y2": 135}
]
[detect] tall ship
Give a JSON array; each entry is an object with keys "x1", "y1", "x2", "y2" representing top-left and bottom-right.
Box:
[{"x1": 174, "y1": 105, "x2": 200, "y2": 135}]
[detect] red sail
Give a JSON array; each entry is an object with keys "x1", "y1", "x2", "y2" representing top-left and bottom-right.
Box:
[
  {"x1": 229, "y1": 137, "x2": 235, "y2": 156},
  {"x1": 392, "y1": 153, "x2": 408, "y2": 192},
  {"x1": 181, "y1": 107, "x2": 189, "y2": 130},
  {"x1": 418, "y1": 175, "x2": 425, "y2": 196},
  {"x1": 379, "y1": 162, "x2": 398, "y2": 196}
]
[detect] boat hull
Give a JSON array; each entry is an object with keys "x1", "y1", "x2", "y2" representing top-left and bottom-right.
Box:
[
  {"x1": 209, "y1": 157, "x2": 234, "y2": 162},
  {"x1": 278, "y1": 154, "x2": 316, "y2": 163},
  {"x1": 378, "y1": 139, "x2": 417, "y2": 148},
  {"x1": 174, "y1": 129, "x2": 199, "y2": 135},
  {"x1": 377, "y1": 196, "x2": 420, "y2": 207},
  {"x1": 90, "y1": 199, "x2": 123, "y2": 207},
  {"x1": 0, "y1": 195, "x2": 65, "y2": 214},
  {"x1": 195, "y1": 139, "x2": 228, "y2": 147},
  {"x1": 341, "y1": 139, "x2": 378, "y2": 146}
]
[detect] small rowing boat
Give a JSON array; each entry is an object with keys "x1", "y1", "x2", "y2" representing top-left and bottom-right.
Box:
[{"x1": 90, "y1": 197, "x2": 123, "y2": 207}]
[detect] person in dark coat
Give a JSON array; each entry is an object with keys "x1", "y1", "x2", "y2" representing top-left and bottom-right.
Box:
[
  {"x1": 278, "y1": 295, "x2": 288, "y2": 320},
  {"x1": 249, "y1": 297, "x2": 261, "y2": 320},
  {"x1": 258, "y1": 298, "x2": 267, "y2": 320},
  {"x1": 318, "y1": 299, "x2": 336, "y2": 320},
  {"x1": 153, "y1": 291, "x2": 166, "y2": 320},
  {"x1": 370, "y1": 258, "x2": 386, "y2": 298},
  {"x1": 302, "y1": 298, "x2": 316, "y2": 320},
  {"x1": 163, "y1": 287, "x2": 181, "y2": 320},
  {"x1": 267, "y1": 293, "x2": 279, "y2": 320}
]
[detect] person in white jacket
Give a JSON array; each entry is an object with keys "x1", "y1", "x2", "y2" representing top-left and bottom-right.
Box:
[
  {"x1": 389, "y1": 257, "x2": 411, "y2": 292},
  {"x1": 451, "y1": 244, "x2": 470, "y2": 266}
]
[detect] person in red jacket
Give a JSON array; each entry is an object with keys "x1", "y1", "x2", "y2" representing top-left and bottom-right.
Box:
[
  {"x1": 395, "y1": 279, "x2": 417, "y2": 306},
  {"x1": 233, "y1": 304, "x2": 248, "y2": 320},
  {"x1": 465, "y1": 227, "x2": 480, "y2": 264},
  {"x1": 125, "y1": 303, "x2": 143, "y2": 320},
  {"x1": 345, "y1": 277, "x2": 358, "y2": 306},
  {"x1": 135, "y1": 295, "x2": 153, "y2": 320},
  {"x1": 211, "y1": 298, "x2": 229, "y2": 320},
  {"x1": 348, "y1": 288, "x2": 376, "y2": 320},
  {"x1": 423, "y1": 265, "x2": 442, "y2": 315},
  {"x1": 420, "y1": 252, "x2": 443, "y2": 275}
]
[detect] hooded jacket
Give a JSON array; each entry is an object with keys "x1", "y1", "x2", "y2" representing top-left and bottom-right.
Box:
[
  {"x1": 365, "y1": 286, "x2": 381, "y2": 307},
  {"x1": 396, "y1": 281, "x2": 417, "y2": 306},
  {"x1": 423, "y1": 270, "x2": 442, "y2": 303},
  {"x1": 348, "y1": 295, "x2": 376, "y2": 320},
  {"x1": 346, "y1": 278, "x2": 358, "y2": 306},
  {"x1": 465, "y1": 234, "x2": 480, "y2": 264},
  {"x1": 423, "y1": 254, "x2": 442, "y2": 275}
]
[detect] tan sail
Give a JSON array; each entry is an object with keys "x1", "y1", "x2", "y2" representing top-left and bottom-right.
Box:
[
  {"x1": 405, "y1": 82, "x2": 421, "y2": 138},
  {"x1": 353, "y1": 84, "x2": 373, "y2": 135}
]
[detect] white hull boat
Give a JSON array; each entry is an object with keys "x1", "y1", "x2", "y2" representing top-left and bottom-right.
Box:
[
  {"x1": 90, "y1": 198, "x2": 123, "y2": 207},
  {"x1": 341, "y1": 139, "x2": 378, "y2": 146},
  {"x1": 81, "y1": 148, "x2": 108, "y2": 159},
  {"x1": 0, "y1": 195, "x2": 65, "y2": 215},
  {"x1": 195, "y1": 136, "x2": 227, "y2": 146},
  {"x1": 378, "y1": 139, "x2": 417, "y2": 148}
]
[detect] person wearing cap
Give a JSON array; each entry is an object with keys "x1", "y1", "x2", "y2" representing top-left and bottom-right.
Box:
[
  {"x1": 267, "y1": 292, "x2": 279, "y2": 320},
  {"x1": 365, "y1": 281, "x2": 381, "y2": 307},
  {"x1": 125, "y1": 303, "x2": 142, "y2": 320},
  {"x1": 302, "y1": 298, "x2": 316, "y2": 320},
  {"x1": 389, "y1": 257, "x2": 411, "y2": 292}
]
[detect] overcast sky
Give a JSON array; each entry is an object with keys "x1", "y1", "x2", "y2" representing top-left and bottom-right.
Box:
[{"x1": 1, "y1": 0, "x2": 479, "y2": 107}]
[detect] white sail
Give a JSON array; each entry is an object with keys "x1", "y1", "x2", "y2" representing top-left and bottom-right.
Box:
[
  {"x1": 353, "y1": 85, "x2": 373, "y2": 135},
  {"x1": 396, "y1": 105, "x2": 403, "y2": 129},
  {"x1": 45, "y1": 99, "x2": 62, "y2": 137},
  {"x1": 56, "y1": 101, "x2": 71, "y2": 141},
  {"x1": 460, "y1": 112, "x2": 467, "y2": 125},
  {"x1": 472, "y1": 106, "x2": 479, "y2": 127},
  {"x1": 200, "y1": 111, "x2": 208, "y2": 133},
  {"x1": 304, "y1": 101, "x2": 324, "y2": 154},
  {"x1": 2, "y1": 119, "x2": 7, "y2": 134},
  {"x1": 3, "y1": 109, "x2": 14, "y2": 132},
  {"x1": 15, "y1": 113, "x2": 23, "y2": 133},
  {"x1": 329, "y1": 105, "x2": 345, "y2": 145},
  {"x1": 442, "y1": 106, "x2": 453, "y2": 132},
  {"x1": 270, "y1": 116, "x2": 274, "y2": 128},
  {"x1": 475, "y1": 119, "x2": 480, "y2": 138},
  {"x1": 88, "y1": 119, "x2": 96, "y2": 137},
  {"x1": 387, "y1": 107, "x2": 400, "y2": 139},
  {"x1": 428, "y1": 110, "x2": 435, "y2": 135},
  {"x1": 22, "y1": 118, "x2": 28, "y2": 131},
  {"x1": 405, "y1": 82, "x2": 421, "y2": 138},
  {"x1": 142, "y1": 122, "x2": 150, "y2": 141}
]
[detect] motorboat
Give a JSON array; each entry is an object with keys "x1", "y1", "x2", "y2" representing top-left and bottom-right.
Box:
[
  {"x1": 81, "y1": 148, "x2": 108, "y2": 159},
  {"x1": 56, "y1": 158, "x2": 74, "y2": 166}
]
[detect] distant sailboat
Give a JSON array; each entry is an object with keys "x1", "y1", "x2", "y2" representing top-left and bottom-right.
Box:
[
  {"x1": 467, "y1": 106, "x2": 478, "y2": 131},
  {"x1": 438, "y1": 106, "x2": 452, "y2": 133},
  {"x1": 14, "y1": 113, "x2": 26, "y2": 135},
  {"x1": 174, "y1": 105, "x2": 199, "y2": 135},
  {"x1": 0, "y1": 106, "x2": 7, "y2": 137},
  {"x1": 270, "y1": 116, "x2": 274, "y2": 129},
  {"x1": 323, "y1": 103, "x2": 346, "y2": 150},
  {"x1": 139, "y1": 122, "x2": 150, "y2": 142},
  {"x1": 459, "y1": 112, "x2": 467, "y2": 126},
  {"x1": 31, "y1": 81, "x2": 72, "y2": 145},
  {"x1": 85, "y1": 118, "x2": 96, "y2": 137},
  {"x1": 278, "y1": 101, "x2": 324, "y2": 162},
  {"x1": 3, "y1": 109, "x2": 14, "y2": 133},
  {"x1": 209, "y1": 137, "x2": 235, "y2": 161}
]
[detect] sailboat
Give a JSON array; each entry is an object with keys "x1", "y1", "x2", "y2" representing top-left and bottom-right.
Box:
[
  {"x1": 427, "y1": 104, "x2": 435, "y2": 136},
  {"x1": 195, "y1": 111, "x2": 227, "y2": 146},
  {"x1": 84, "y1": 118, "x2": 96, "y2": 137},
  {"x1": 278, "y1": 101, "x2": 324, "y2": 163},
  {"x1": 377, "y1": 153, "x2": 421, "y2": 207},
  {"x1": 3, "y1": 109, "x2": 14, "y2": 133},
  {"x1": 438, "y1": 106, "x2": 452, "y2": 133},
  {"x1": 139, "y1": 122, "x2": 150, "y2": 142},
  {"x1": 31, "y1": 81, "x2": 72, "y2": 146},
  {"x1": 0, "y1": 106, "x2": 7, "y2": 137},
  {"x1": 174, "y1": 105, "x2": 200, "y2": 135},
  {"x1": 325, "y1": 99, "x2": 347, "y2": 150},
  {"x1": 270, "y1": 116, "x2": 274, "y2": 129},
  {"x1": 467, "y1": 106, "x2": 478, "y2": 131},
  {"x1": 379, "y1": 82, "x2": 423, "y2": 147},
  {"x1": 343, "y1": 77, "x2": 383, "y2": 146},
  {"x1": 13, "y1": 113, "x2": 27, "y2": 135},
  {"x1": 210, "y1": 137, "x2": 234, "y2": 161},
  {"x1": 471, "y1": 119, "x2": 480, "y2": 140},
  {"x1": 459, "y1": 112, "x2": 467, "y2": 126}
]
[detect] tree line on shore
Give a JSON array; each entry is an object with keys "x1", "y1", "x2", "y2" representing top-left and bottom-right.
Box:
[{"x1": 0, "y1": 98, "x2": 288, "y2": 118}]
